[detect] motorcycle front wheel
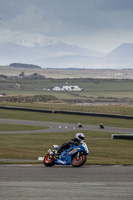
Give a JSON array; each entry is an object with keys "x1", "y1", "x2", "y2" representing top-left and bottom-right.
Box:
[
  {"x1": 72, "y1": 153, "x2": 86, "y2": 167},
  {"x1": 43, "y1": 154, "x2": 55, "y2": 167}
]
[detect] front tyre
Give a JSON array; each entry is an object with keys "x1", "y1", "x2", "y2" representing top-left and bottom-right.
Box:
[
  {"x1": 43, "y1": 154, "x2": 55, "y2": 167},
  {"x1": 72, "y1": 153, "x2": 86, "y2": 167}
]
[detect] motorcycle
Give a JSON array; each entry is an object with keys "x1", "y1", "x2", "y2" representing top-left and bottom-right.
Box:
[
  {"x1": 43, "y1": 142, "x2": 89, "y2": 167},
  {"x1": 78, "y1": 122, "x2": 83, "y2": 128},
  {"x1": 100, "y1": 124, "x2": 104, "y2": 129}
]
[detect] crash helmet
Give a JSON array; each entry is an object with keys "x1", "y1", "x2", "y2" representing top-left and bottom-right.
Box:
[{"x1": 75, "y1": 132, "x2": 85, "y2": 143}]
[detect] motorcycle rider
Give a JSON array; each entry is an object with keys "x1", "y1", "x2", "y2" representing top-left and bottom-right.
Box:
[
  {"x1": 78, "y1": 122, "x2": 83, "y2": 128},
  {"x1": 57, "y1": 132, "x2": 85, "y2": 155},
  {"x1": 100, "y1": 123, "x2": 104, "y2": 129}
]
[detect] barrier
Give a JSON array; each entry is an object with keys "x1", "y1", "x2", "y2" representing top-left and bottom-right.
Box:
[
  {"x1": 38, "y1": 157, "x2": 44, "y2": 161},
  {"x1": 0, "y1": 105, "x2": 133, "y2": 119},
  {"x1": 112, "y1": 134, "x2": 133, "y2": 140}
]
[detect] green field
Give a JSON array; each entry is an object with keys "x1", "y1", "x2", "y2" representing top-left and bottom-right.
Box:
[
  {"x1": 1, "y1": 108, "x2": 133, "y2": 128},
  {"x1": 0, "y1": 123, "x2": 48, "y2": 131},
  {"x1": 1, "y1": 78, "x2": 133, "y2": 99},
  {"x1": 0, "y1": 109, "x2": 133, "y2": 165},
  {"x1": 1, "y1": 101, "x2": 133, "y2": 116},
  {"x1": 0, "y1": 131, "x2": 133, "y2": 165}
]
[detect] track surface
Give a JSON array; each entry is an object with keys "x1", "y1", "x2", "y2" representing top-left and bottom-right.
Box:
[
  {"x1": 0, "y1": 118, "x2": 133, "y2": 134},
  {"x1": 0, "y1": 165, "x2": 133, "y2": 200}
]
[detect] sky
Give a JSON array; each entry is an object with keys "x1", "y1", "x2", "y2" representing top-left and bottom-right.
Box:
[{"x1": 0, "y1": 0, "x2": 133, "y2": 53}]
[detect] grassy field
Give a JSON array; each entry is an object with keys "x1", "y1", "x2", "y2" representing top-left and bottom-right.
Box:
[
  {"x1": 1, "y1": 101, "x2": 133, "y2": 116},
  {"x1": 0, "y1": 123, "x2": 48, "y2": 131},
  {"x1": 1, "y1": 78, "x2": 133, "y2": 99},
  {"x1": 0, "y1": 130, "x2": 133, "y2": 165},
  {"x1": 0, "y1": 109, "x2": 133, "y2": 165},
  {"x1": 1, "y1": 108, "x2": 133, "y2": 128}
]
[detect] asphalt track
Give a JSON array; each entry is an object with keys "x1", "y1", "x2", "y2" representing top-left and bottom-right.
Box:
[
  {"x1": 0, "y1": 165, "x2": 133, "y2": 200},
  {"x1": 0, "y1": 118, "x2": 133, "y2": 134}
]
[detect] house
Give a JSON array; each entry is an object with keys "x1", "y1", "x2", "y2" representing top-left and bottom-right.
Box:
[
  {"x1": 52, "y1": 84, "x2": 83, "y2": 91},
  {"x1": 19, "y1": 73, "x2": 45, "y2": 79},
  {"x1": 115, "y1": 73, "x2": 122, "y2": 76},
  {"x1": 0, "y1": 74, "x2": 7, "y2": 79},
  {"x1": 29, "y1": 73, "x2": 45, "y2": 79},
  {"x1": 19, "y1": 72, "x2": 25, "y2": 77}
]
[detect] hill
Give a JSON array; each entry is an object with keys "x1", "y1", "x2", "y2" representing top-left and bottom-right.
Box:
[
  {"x1": 9, "y1": 63, "x2": 41, "y2": 69},
  {"x1": 105, "y1": 43, "x2": 133, "y2": 68},
  {"x1": 0, "y1": 42, "x2": 103, "y2": 67},
  {"x1": 107, "y1": 43, "x2": 133, "y2": 58},
  {"x1": 1, "y1": 42, "x2": 133, "y2": 68}
]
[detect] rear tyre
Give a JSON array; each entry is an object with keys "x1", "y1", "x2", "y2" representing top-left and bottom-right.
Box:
[
  {"x1": 43, "y1": 154, "x2": 55, "y2": 167},
  {"x1": 72, "y1": 153, "x2": 86, "y2": 167}
]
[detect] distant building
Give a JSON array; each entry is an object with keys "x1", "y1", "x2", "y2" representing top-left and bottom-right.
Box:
[
  {"x1": 0, "y1": 74, "x2": 7, "y2": 79},
  {"x1": 30, "y1": 73, "x2": 44, "y2": 79},
  {"x1": 19, "y1": 72, "x2": 25, "y2": 77},
  {"x1": 15, "y1": 83, "x2": 21, "y2": 89},
  {"x1": 18, "y1": 73, "x2": 45, "y2": 79},
  {"x1": 52, "y1": 84, "x2": 83, "y2": 91},
  {"x1": 115, "y1": 73, "x2": 123, "y2": 76}
]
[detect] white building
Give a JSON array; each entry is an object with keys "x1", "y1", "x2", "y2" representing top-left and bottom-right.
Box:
[
  {"x1": 52, "y1": 84, "x2": 83, "y2": 91},
  {"x1": 115, "y1": 73, "x2": 123, "y2": 76}
]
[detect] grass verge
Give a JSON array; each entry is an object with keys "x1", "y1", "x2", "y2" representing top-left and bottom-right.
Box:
[
  {"x1": 0, "y1": 123, "x2": 48, "y2": 131},
  {"x1": 1, "y1": 102, "x2": 133, "y2": 116},
  {"x1": 0, "y1": 130, "x2": 133, "y2": 165},
  {"x1": 0, "y1": 109, "x2": 133, "y2": 165},
  {"x1": 0, "y1": 109, "x2": 133, "y2": 128}
]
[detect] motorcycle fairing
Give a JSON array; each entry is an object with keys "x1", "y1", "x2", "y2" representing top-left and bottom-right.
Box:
[{"x1": 54, "y1": 143, "x2": 88, "y2": 165}]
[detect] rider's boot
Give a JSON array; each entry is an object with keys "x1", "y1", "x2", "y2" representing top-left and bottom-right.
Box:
[{"x1": 55, "y1": 150, "x2": 61, "y2": 158}]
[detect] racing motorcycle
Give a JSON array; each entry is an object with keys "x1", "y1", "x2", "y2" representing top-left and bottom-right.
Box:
[{"x1": 43, "y1": 142, "x2": 89, "y2": 167}]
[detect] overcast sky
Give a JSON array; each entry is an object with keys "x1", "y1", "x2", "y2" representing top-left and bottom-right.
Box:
[{"x1": 0, "y1": 0, "x2": 133, "y2": 53}]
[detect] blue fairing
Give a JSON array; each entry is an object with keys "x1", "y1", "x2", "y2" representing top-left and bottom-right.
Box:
[{"x1": 54, "y1": 142, "x2": 89, "y2": 165}]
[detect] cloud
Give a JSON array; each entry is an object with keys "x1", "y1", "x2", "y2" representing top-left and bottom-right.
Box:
[
  {"x1": 2, "y1": 0, "x2": 133, "y2": 34},
  {"x1": 96, "y1": 0, "x2": 133, "y2": 11},
  {"x1": 1, "y1": 0, "x2": 63, "y2": 34}
]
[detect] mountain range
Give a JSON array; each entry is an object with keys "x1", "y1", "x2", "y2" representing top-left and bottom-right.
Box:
[{"x1": 0, "y1": 42, "x2": 133, "y2": 69}]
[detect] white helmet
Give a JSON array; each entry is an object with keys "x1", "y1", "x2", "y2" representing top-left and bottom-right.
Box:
[{"x1": 75, "y1": 133, "x2": 85, "y2": 142}]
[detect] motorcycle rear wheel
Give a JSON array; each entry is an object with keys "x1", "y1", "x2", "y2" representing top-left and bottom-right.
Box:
[
  {"x1": 43, "y1": 153, "x2": 55, "y2": 167},
  {"x1": 72, "y1": 153, "x2": 86, "y2": 167}
]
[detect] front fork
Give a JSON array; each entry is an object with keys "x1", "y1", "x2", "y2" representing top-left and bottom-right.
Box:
[
  {"x1": 75, "y1": 151, "x2": 84, "y2": 160},
  {"x1": 48, "y1": 149, "x2": 56, "y2": 159},
  {"x1": 76, "y1": 152, "x2": 80, "y2": 159}
]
